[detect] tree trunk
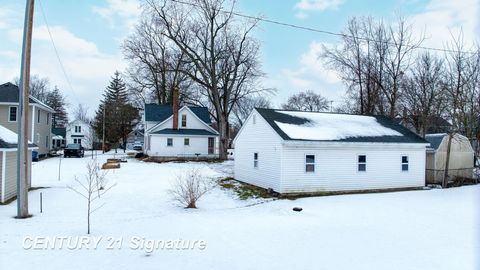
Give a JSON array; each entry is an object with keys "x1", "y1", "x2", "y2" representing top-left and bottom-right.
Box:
[{"x1": 217, "y1": 114, "x2": 229, "y2": 160}]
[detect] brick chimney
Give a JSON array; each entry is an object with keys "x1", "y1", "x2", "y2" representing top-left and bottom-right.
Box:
[{"x1": 172, "y1": 87, "x2": 179, "y2": 130}]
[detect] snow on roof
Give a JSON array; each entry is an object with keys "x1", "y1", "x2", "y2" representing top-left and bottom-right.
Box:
[
  {"x1": 0, "y1": 125, "x2": 19, "y2": 144},
  {"x1": 273, "y1": 110, "x2": 402, "y2": 141}
]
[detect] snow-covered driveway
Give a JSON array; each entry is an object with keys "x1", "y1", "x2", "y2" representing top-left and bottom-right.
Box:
[{"x1": 0, "y1": 152, "x2": 478, "y2": 270}]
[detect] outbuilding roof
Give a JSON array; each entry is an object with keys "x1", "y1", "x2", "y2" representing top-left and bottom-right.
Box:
[
  {"x1": 424, "y1": 133, "x2": 446, "y2": 150},
  {"x1": 151, "y1": 128, "x2": 218, "y2": 136},
  {"x1": 0, "y1": 125, "x2": 37, "y2": 149},
  {"x1": 0, "y1": 82, "x2": 55, "y2": 112},
  {"x1": 255, "y1": 108, "x2": 428, "y2": 144},
  {"x1": 144, "y1": 104, "x2": 212, "y2": 124}
]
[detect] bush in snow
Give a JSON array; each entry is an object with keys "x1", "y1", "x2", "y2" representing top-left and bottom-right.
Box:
[
  {"x1": 68, "y1": 159, "x2": 115, "y2": 234},
  {"x1": 169, "y1": 168, "x2": 214, "y2": 209}
]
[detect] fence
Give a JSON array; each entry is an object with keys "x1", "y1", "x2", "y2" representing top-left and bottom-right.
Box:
[{"x1": 426, "y1": 167, "x2": 479, "y2": 186}]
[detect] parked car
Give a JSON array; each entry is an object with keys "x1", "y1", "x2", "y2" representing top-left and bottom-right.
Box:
[
  {"x1": 64, "y1": 143, "x2": 85, "y2": 158},
  {"x1": 133, "y1": 142, "x2": 143, "y2": 151}
]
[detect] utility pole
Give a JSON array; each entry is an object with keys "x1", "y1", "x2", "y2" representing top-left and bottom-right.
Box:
[{"x1": 16, "y1": 0, "x2": 35, "y2": 218}]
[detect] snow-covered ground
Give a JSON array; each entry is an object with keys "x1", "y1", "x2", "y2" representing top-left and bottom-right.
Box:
[{"x1": 0, "y1": 152, "x2": 479, "y2": 270}]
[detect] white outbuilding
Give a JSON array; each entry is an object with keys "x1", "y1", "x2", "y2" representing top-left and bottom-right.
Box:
[
  {"x1": 0, "y1": 125, "x2": 36, "y2": 203},
  {"x1": 424, "y1": 133, "x2": 475, "y2": 184},
  {"x1": 234, "y1": 108, "x2": 430, "y2": 194}
]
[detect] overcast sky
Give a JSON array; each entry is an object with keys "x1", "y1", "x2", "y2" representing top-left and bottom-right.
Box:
[{"x1": 0, "y1": 0, "x2": 478, "y2": 118}]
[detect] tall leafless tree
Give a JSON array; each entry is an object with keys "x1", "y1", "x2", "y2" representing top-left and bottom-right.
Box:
[
  {"x1": 145, "y1": 0, "x2": 266, "y2": 159},
  {"x1": 231, "y1": 95, "x2": 271, "y2": 128},
  {"x1": 281, "y1": 90, "x2": 329, "y2": 112}
]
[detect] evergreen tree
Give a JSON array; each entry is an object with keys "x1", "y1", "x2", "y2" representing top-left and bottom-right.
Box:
[
  {"x1": 93, "y1": 72, "x2": 138, "y2": 151},
  {"x1": 45, "y1": 86, "x2": 69, "y2": 128}
]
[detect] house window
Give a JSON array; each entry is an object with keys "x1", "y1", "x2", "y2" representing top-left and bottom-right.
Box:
[
  {"x1": 358, "y1": 155, "x2": 366, "y2": 172},
  {"x1": 46, "y1": 113, "x2": 50, "y2": 124},
  {"x1": 306, "y1": 155, "x2": 315, "y2": 172},
  {"x1": 75, "y1": 126, "x2": 81, "y2": 133},
  {"x1": 46, "y1": 135, "x2": 49, "y2": 148},
  {"x1": 253, "y1": 152, "x2": 258, "y2": 168},
  {"x1": 181, "y1": 115, "x2": 187, "y2": 127},
  {"x1": 73, "y1": 138, "x2": 82, "y2": 144},
  {"x1": 167, "y1": 138, "x2": 173, "y2": 146},
  {"x1": 402, "y1": 156, "x2": 409, "y2": 171},
  {"x1": 9, "y1": 106, "x2": 17, "y2": 122},
  {"x1": 184, "y1": 138, "x2": 190, "y2": 146},
  {"x1": 37, "y1": 109, "x2": 41, "y2": 123}
]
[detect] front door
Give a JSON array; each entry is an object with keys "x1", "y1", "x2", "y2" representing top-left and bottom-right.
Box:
[{"x1": 208, "y1": 137, "x2": 214, "y2": 155}]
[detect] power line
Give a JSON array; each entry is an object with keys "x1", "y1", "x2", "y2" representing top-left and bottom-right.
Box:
[
  {"x1": 38, "y1": 0, "x2": 78, "y2": 98},
  {"x1": 167, "y1": 0, "x2": 478, "y2": 55}
]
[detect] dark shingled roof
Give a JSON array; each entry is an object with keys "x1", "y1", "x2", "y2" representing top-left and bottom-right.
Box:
[
  {"x1": 0, "y1": 139, "x2": 37, "y2": 149},
  {"x1": 144, "y1": 104, "x2": 211, "y2": 124},
  {"x1": 424, "y1": 134, "x2": 446, "y2": 150},
  {"x1": 255, "y1": 108, "x2": 429, "y2": 144},
  {"x1": 52, "y1": 127, "x2": 66, "y2": 137},
  {"x1": 151, "y1": 129, "x2": 218, "y2": 136},
  {"x1": 0, "y1": 82, "x2": 52, "y2": 108}
]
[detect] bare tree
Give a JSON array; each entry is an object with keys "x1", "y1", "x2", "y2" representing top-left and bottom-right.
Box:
[
  {"x1": 123, "y1": 15, "x2": 192, "y2": 107},
  {"x1": 232, "y1": 95, "x2": 271, "y2": 127},
  {"x1": 401, "y1": 52, "x2": 447, "y2": 137},
  {"x1": 281, "y1": 90, "x2": 329, "y2": 112},
  {"x1": 169, "y1": 168, "x2": 214, "y2": 208},
  {"x1": 68, "y1": 159, "x2": 115, "y2": 234},
  {"x1": 322, "y1": 16, "x2": 423, "y2": 117},
  {"x1": 146, "y1": 0, "x2": 266, "y2": 159},
  {"x1": 73, "y1": 104, "x2": 91, "y2": 123}
]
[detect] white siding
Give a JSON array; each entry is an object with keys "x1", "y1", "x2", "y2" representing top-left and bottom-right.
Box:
[
  {"x1": 66, "y1": 120, "x2": 93, "y2": 149},
  {"x1": 147, "y1": 135, "x2": 216, "y2": 157},
  {"x1": 1, "y1": 150, "x2": 32, "y2": 203},
  {"x1": 280, "y1": 143, "x2": 426, "y2": 193},
  {"x1": 233, "y1": 111, "x2": 283, "y2": 191}
]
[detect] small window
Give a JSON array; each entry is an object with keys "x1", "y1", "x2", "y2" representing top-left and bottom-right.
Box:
[
  {"x1": 167, "y1": 138, "x2": 173, "y2": 146},
  {"x1": 46, "y1": 135, "x2": 49, "y2": 148},
  {"x1": 184, "y1": 138, "x2": 190, "y2": 146},
  {"x1": 306, "y1": 155, "x2": 315, "y2": 172},
  {"x1": 358, "y1": 155, "x2": 366, "y2": 172},
  {"x1": 253, "y1": 152, "x2": 258, "y2": 168},
  {"x1": 181, "y1": 115, "x2": 187, "y2": 127},
  {"x1": 402, "y1": 156, "x2": 409, "y2": 171},
  {"x1": 46, "y1": 113, "x2": 50, "y2": 124},
  {"x1": 9, "y1": 106, "x2": 17, "y2": 122},
  {"x1": 37, "y1": 109, "x2": 41, "y2": 123},
  {"x1": 75, "y1": 126, "x2": 81, "y2": 133}
]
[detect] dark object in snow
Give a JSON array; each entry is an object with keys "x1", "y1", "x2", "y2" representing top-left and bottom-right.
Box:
[
  {"x1": 293, "y1": 207, "x2": 303, "y2": 212},
  {"x1": 64, "y1": 143, "x2": 85, "y2": 158}
]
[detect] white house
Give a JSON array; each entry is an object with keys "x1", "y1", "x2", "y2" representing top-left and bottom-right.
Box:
[
  {"x1": 66, "y1": 119, "x2": 93, "y2": 149},
  {"x1": 0, "y1": 125, "x2": 36, "y2": 203},
  {"x1": 143, "y1": 102, "x2": 219, "y2": 158},
  {"x1": 234, "y1": 108, "x2": 430, "y2": 194},
  {"x1": 424, "y1": 133, "x2": 475, "y2": 184}
]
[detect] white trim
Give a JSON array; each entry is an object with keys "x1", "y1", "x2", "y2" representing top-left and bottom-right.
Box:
[
  {"x1": 1, "y1": 151, "x2": 6, "y2": 203},
  {"x1": 31, "y1": 108, "x2": 35, "y2": 140},
  {"x1": 305, "y1": 153, "x2": 316, "y2": 173}
]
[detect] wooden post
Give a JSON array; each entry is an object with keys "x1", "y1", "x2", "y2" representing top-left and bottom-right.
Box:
[
  {"x1": 443, "y1": 133, "x2": 453, "y2": 188},
  {"x1": 16, "y1": 0, "x2": 35, "y2": 218}
]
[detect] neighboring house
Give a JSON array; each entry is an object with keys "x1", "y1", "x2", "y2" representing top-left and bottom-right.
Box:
[
  {"x1": 66, "y1": 119, "x2": 93, "y2": 149},
  {"x1": 0, "y1": 125, "x2": 36, "y2": 204},
  {"x1": 396, "y1": 115, "x2": 452, "y2": 135},
  {"x1": 51, "y1": 127, "x2": 66, "y2": 149},
  {"x1": 234, "y1": 108, "x2": 429, "y2": 194},
  {"x1": 126, "y1": 128, "x2": 144, "y2": 150},
  {"x1": 0, "y1": 82, "x2": 55, "y2": 157},
  {"x1": 425, "y1": 133, "x2": 475, "y2": 184},
  {"x1": 143, "y1": 102, "x2": 219, "y2": 158}
]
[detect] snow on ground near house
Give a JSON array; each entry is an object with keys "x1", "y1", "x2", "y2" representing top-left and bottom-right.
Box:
[
  {"x1": 0, "y1": 152, "x2": 479, "y2": 270},
  {"x1": 274, "y1": 110, "x2": 402, "y2": 140}
]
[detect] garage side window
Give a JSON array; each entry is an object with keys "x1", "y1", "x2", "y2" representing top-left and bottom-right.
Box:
[
  {"x1": 167, "y1": 138, "x2": 173, "y2": 146},
  {"x1": 253, "y1": 152, "x2": 258, "y2": 168},
  {"x1": 401, "y1": 156, "x2": 409, "y2": 171},
  {"x1": 358, "y1": 155, "x2": 366, "y2": 172},
  {"x1": 305, "y1": 155, "x2": 315, "y2": 172}
]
